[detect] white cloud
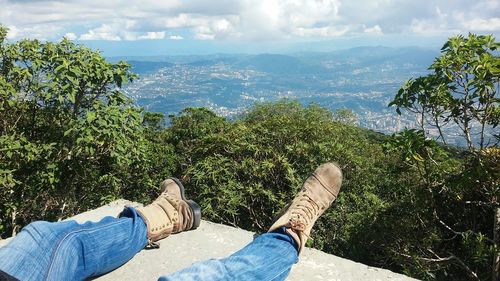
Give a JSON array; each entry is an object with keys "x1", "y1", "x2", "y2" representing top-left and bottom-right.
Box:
[
  {"x1": 79, "y1": 24, "x2": 121, "y2": 41},
  {"x1": 235, "y1": 0, "x2": 342, "y2": 39},
  {"x1": 78, "y1": 22, "x2": 167, "y2": 40},
  {"x1": 138, "y1": 31, "x2": 166, "y2": 40},
  {"x1": 4, "y1": 23, "x2": 62, "y2": 40},
  {"x1": 364, "y1": 25, "x2": 383, "y2": 35},
  {"x1": 1, "y1": 0, "x2": 499, "y2": 41},
  {"x1": 195, "y1": 32, "x2": 215, "y2": 40},
  {"x1": 6, "y1": 25, "x2": 18, "y2": 39},
  {"x1": 169, "y1": 35, "x2": 184, "y2": 40},
  {"x1": 193, "y1": 18, "x2": 241, "y2": 40},
  {"x1": 464, "y1": 18, "x2": 500, "y2": 31},
  {"x1": 294, "y1": 26, "x2": 349, "y2": 37},
  {"x1": 64, "y1": 32, "x2": 77, "y2": 40}
]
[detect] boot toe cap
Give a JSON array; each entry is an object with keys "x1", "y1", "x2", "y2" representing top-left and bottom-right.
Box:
[{"x1": 313, "y1": 162, "x2": 342, "y2": 195}]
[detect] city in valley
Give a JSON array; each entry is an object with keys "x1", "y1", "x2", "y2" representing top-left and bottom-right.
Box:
[{"x1": 120, "y1": 47, "x2": 485, "y2": 147}]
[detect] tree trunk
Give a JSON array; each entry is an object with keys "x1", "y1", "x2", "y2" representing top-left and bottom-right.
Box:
[{"x1": 493, "y1": 207, "x2": 500, "y2": 281}]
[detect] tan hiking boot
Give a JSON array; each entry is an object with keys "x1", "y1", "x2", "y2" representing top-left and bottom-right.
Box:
[
  {"x1": 136, "y1": 178, "x2": 201, "y2": 245},
  {"x1": 268, "y1": 163, "x2": 342, "y2": 254}
]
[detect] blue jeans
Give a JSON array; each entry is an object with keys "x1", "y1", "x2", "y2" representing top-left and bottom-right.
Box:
[{"x1": 0, "y1": 208, "x2": 298, "y2": 280}]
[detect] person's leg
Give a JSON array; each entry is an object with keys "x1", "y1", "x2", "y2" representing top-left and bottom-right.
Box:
[
  {"x1": 0, "y1": 207, "x2": 147, "y2": 281},
  {"x1": 0, "y1": 177, "x2": 201, "y2": 281},
  {"x1": 159, "y1": 227, "x2": 298, "y2": 281}
]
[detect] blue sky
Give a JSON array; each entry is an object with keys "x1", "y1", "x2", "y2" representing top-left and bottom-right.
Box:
[{"x1": 1, "y1": 0, "x2": 499, "y2": 56}]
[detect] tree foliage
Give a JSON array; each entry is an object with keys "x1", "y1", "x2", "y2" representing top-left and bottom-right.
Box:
[
  {"x1": 0, "y1": 25, "x2": 170, "y2": 236},
  {"x1": 387, "y1": 34, "x2": 499, "y2": 280},
  {"x1": 390, "y1": 34, "x2": 499, "y2": 149}
]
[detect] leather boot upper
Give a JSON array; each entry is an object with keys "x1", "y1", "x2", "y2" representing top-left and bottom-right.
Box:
[
  {"x1": 268, "y1": 163, "x2": 342, "y2": 254},
  {"x1": 136, "y1": 179, "x2": 196, "y2": 243},
  {"x1": 160, "y1": 179, "x2": 194, "y2": 232}
]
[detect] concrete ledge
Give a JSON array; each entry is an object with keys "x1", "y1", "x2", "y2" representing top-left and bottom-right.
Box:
[{"x1": 1, "y1": 200, "x2": 418, "y2": 281}]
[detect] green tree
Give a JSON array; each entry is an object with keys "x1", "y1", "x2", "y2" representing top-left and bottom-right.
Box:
[
  {"x1": 0, "y1": 25, "x2": 170, "y2": 237},
  {"x1": 390, "y1": 34, "x2": 499, "y2": 149},
  {"x1": 389, "y1": 34, "x2": 499, "y2": 280},
  {"x1": 333, "y1": 108, "x2": 359, "y2": 125}
]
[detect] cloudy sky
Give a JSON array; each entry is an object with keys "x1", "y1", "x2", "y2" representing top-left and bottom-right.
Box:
[{"x1": 1, "y1": 0, "x2": 499, "y2": 55}]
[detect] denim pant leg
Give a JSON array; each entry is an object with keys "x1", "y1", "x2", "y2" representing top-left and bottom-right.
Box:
[
  {"x1": 159, "y1": 227, "x2": 298, "y2": 281},
  {"x1": 0, "y1": 207, "x2": 147, "y2": 281}
]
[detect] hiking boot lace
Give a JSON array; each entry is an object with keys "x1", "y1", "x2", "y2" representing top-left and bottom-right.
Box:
[{"x1": 289, "y1": 190, "x2": 320, "y2": 237}]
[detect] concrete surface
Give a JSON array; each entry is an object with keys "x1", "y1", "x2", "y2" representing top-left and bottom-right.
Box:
[{"x1": 0, "y1": 200, "x2": 418, "y2": 281}]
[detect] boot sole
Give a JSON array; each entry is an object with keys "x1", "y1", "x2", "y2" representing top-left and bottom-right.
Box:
[{"x1": 171, "y1": 177, "x2": 202, "y2": 230}]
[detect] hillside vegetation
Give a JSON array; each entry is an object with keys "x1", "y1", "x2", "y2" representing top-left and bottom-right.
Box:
[{"x1": 0, "y1": 25, "x2": 498, "y2": 281}]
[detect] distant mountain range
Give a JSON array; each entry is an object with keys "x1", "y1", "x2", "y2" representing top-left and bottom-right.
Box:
[
  {"x1": 111, "y1": 46, "x2": 438, "y2": 74},
  {"x1": 126, "y1": 61, "x2": 174, "y2": 74}
]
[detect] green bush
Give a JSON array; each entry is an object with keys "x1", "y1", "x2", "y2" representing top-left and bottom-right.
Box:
[{"x1": 166, "y1": 101, "x2": 393, "y2": 261}]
